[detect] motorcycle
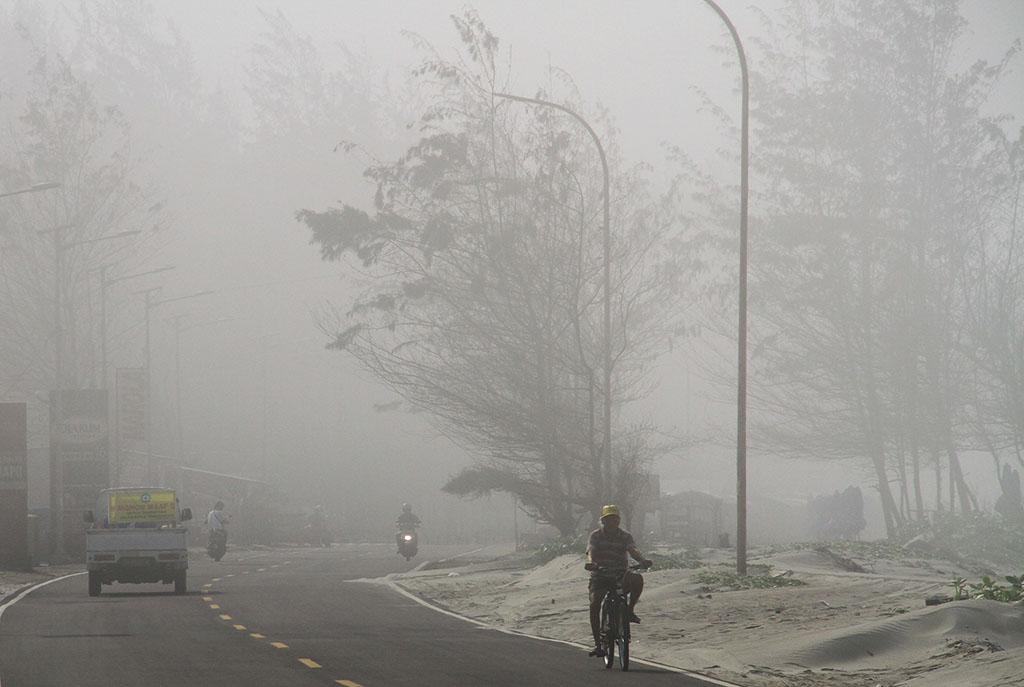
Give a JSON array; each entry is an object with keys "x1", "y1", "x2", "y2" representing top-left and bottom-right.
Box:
[
  {"x1": 396, "y1": 528, "x2": 418, "y2": 561},
  {"x1": 207, "y1": 529, "x2": 227, "y2": 561}
]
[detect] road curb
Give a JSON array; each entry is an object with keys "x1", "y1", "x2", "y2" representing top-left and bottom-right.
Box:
[
  {"x1": 0, "y1": 572, "x2": 85, "y2": 620},
  {"x1": 374, "y1": 576, "x2": 745, "y2": 687}
]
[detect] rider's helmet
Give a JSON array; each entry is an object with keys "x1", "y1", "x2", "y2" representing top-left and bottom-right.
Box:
[
  {"x1": 215, "y1": 500, "x2": 225, "y2": 510},
  {"x1": 402, "y1": 503, "x2": 412, "y2": 513},
  {"x1": 600, "y1": 504, "x2": 621, "y2": 520}
]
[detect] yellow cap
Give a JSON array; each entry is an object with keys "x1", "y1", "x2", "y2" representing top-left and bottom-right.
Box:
[{"x1": 601, "y1": 504, "x2": 621, "y2": 519}]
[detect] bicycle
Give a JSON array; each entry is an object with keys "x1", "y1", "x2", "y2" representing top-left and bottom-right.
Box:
[{"x1": 592, "y1": 563, "x2": 647, "y2": 670}]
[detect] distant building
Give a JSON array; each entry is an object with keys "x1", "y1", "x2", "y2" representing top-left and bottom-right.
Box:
[{"x1": 657, "y1": 490, "x2": 727, "y2": 546}]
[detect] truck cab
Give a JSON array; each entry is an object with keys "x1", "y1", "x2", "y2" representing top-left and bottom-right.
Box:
[{"x1": 84, "y1": 487, "x2": 193, "y2": 596}]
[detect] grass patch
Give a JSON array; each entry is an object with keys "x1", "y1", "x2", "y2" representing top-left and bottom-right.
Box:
[
  {"x1": 648, "y1": 549, "x2": 703, "y2": 570},
  {"x1": 696, "y1": 569, "x2": 806, "y2": 591}
]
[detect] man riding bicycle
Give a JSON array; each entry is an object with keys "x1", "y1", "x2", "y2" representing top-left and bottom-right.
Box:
[{"x1": 585, "y1": 504, "x2": 652, "y2": 657}]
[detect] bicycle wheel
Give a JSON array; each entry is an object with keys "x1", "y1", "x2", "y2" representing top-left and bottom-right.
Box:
[
  {"x1": 600, "y1": 595, "x2": 616, "y2": 669},
  {"x1": 617, "y1": 603, "x2": 630, "y2": 670}
]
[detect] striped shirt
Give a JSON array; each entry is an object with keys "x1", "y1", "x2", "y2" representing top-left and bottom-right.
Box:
[{"x1": 587, "y1": 526, "x2": 638, "y2": 575}]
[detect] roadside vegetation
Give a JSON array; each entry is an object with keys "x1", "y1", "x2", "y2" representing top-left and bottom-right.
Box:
[{"x1": 951, "y1": 574, "x2": 1024, "y2": 603}]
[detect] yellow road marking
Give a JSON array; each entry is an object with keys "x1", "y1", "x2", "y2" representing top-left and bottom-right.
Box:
[
  {"x1": 219, "y1": 615, "x2": 232, "y2": 620},
  {"x1": 241, "y1": 571, "x2": 250, "y2": 574},
  {"x1": 212, "y1": 578, "x2": 222, "y2": 582},
  {"x1": 271, "y1": 642, "x2": 288, "y2": 649},
  {"x1": 258, "y1": 568, "x2": 266, "y2": 572},
  {"x1": 337, "y1": 681, "x2": 363, "y2": 687},
  {"x1": 298, "y1": 659, "x2": 321, "y2": 668},
  {"x1": 271, "y1": 565, "x2": 280, "y2": 568},
  {"x1": 225, "y1": 574, "x2": 234, "y2": 578},
  {"x1": 250, "y1": 633, "x2": 265, "y2": 639},
  {"x1": 203, "y1": 596, "x2": 212, "y2": 601},
  {"x1": 209, "y1": 604, "x2": 220, "y2": 609},
  {"x1": 233, "y1": 625, "x2": 246, "y2": 630},
  {"x1": 203, "y1": 584, "x2": 212, "y2": 588}
]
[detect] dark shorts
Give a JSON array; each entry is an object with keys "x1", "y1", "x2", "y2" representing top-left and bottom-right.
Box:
[{"x1": 588, "y1": 576, "x2": 619, "y2": 603}]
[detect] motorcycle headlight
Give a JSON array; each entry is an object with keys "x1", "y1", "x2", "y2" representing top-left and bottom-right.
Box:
[{"x1": 403, "y1": 534, "x2": 413, "y2": 541}]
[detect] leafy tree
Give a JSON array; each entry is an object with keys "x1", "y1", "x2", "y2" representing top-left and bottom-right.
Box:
[
  {"x1": 0, "y1": 12, "x2": 162, "y2": 409},
  {"x1": 958, "y1": 128, "x2": 1024, "y2": 475},
  {"x1": 298, "y1": 11, "x2": 693, "y2": 534},
  {"x1": 710, "y1": 0, "x2": 1021, "y2": 537}
]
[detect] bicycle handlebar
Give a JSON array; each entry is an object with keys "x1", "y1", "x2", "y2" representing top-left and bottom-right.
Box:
[{"x1": 588, "y1": 562, "x2": 649, "y2": 574}]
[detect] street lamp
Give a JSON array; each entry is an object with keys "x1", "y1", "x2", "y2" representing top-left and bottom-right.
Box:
[
  {"x1": 140, "y1": 288, "x2": 214, "y2": 482},
  {"x1": 93, "y1": 265, "x2": 175, "y2": 388},
  {"x1": 699, "y1": 0, "x2": 750, "y2": 575},
  {"x1": 489, "y1": 90, "x2": 614, "y2": 507},
  {"x1": 170, "y1": 315, "x2": 232, "y2": 460},
  {"x1": 40, "y1": 228, "x2": 142, "y2": 390},
  {"x1": 0, "y1": 181, "x2": 60, "y2": 199},
  {"x1": 37, "y1": 225, "x2": 139, "y2": 559}
]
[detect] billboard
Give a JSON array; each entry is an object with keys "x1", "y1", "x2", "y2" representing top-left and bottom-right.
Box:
[
  {"x1": 0, "y1": 403, "x2": 28, "y2": 568},
  {"x1": 108, "y1": 489, "x2": 177, "y2": 523},
  {"x1": 50, "y1": 390, "x2": 109, "y2": 557}
]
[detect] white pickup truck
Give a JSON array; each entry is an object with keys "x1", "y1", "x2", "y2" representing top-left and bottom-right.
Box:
[{"x1": 83, "y1": 487, "x2": 193, "y2": 596}]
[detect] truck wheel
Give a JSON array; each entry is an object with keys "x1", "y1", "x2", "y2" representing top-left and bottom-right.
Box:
[
  {"x1": 88, "y1": 571, "x2": 102, "y2": 597},
  {"x1": 174, "y1": 572, "x2": 186, "y2": 595}
]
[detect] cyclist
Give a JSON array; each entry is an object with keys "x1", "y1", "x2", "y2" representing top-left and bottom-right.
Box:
[{"x1": 584, "y1": 504, "x2": 652, "y2": 657}]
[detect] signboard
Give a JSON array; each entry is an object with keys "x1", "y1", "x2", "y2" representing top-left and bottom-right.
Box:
[
  {"x1": 51, "y1": 390, "x2": 109, "y2": 557},
  {"x1": 0, "y1": 403, "x2": 28, "y2": 568},
  {"x1": 108, "y1": 489, "x2": 177, "y2": 523}
]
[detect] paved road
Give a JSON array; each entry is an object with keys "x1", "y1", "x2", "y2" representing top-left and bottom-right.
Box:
[{"x1": 0, "y1": 543, "x2": 726, "y2": 687}]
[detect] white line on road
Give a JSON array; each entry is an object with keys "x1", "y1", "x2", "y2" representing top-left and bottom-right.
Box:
[
  {"x1": 0, "y1": 572, "x2": 86, "y2": 687},
  {"x1": 375, "y1": 578, "x2": 744, "y2": 687}
]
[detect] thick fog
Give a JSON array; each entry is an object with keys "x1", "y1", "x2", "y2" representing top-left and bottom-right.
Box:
[{"x1": 2, "y1": 0, "x2": 1022, "y2": 546}]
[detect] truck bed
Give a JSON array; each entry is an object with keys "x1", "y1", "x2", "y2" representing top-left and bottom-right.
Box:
[{"x1": 86, "y1": 528, "x2": 189, "y2": 552}]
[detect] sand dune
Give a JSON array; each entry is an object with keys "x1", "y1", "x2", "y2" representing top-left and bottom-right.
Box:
[
  {"x1": 387, "y1": 547, "x2": 1024, "y2": 687},
  {"x1": 777, "y1": 599, "x2": 1024, "y2": 669}
]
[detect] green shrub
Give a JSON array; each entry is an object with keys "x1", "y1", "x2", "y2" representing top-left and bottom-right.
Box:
[{"x1": 951, "y1": 574, "x2": 1024, "y2": 602}]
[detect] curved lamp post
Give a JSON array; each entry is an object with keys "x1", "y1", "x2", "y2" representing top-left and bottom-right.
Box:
[
  {"x1": 489, "y1": 90, "x2": 613, "y2": 507},
  {"x1": 171, "y1": 315, "x2": 233, "y2": 461},
  {"x1": 699, "y1": 0, "x2": 750, "y2": 575},
  {"x1": 38, "y1": 225, "x2": 139, "y2": 558},
  {"x1": 0, "y1": 181, "x2": 60, "y2": 199},
  {"x1": 139, "y1": 288, "x2": 214, "y2": 483},
  {"x1": 94, "y1": 265, "x2": 176, "y2": 388}
]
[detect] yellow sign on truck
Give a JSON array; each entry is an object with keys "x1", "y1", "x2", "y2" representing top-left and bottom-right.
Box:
[
  {"x1": 107, "y1": 489, "x2": 178, "y2": 523},
  {"x1": 85, "y1": 487, "x2": 193, "y2": 596}
]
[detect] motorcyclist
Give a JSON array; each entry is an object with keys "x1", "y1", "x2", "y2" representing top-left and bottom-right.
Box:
[
  {"x1": 308, "y1": 504, "x2": 327, "y2": 547},
  {"x1": 395, "y1": 503, "x2": 420, "y2": 550},
  {"x1": 207, "y1": 500, "x2": 229, "y2": 559}
]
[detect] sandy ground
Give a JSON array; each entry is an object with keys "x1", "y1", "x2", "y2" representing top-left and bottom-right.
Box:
[
  {"x1": 6, "y1": 545, "x2": 1024, "y2": 686},
  {"x1": 382, "y1": 545, "x2": 1024, "y2": 687}
]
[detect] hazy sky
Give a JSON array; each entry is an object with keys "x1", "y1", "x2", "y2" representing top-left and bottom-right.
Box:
[
  {"x1": 143, "y1": 0, "x2": 1024, "y2": 511},
  {"x1": 10, "y1": 0, "x2": 1023, "y2": 535}
]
